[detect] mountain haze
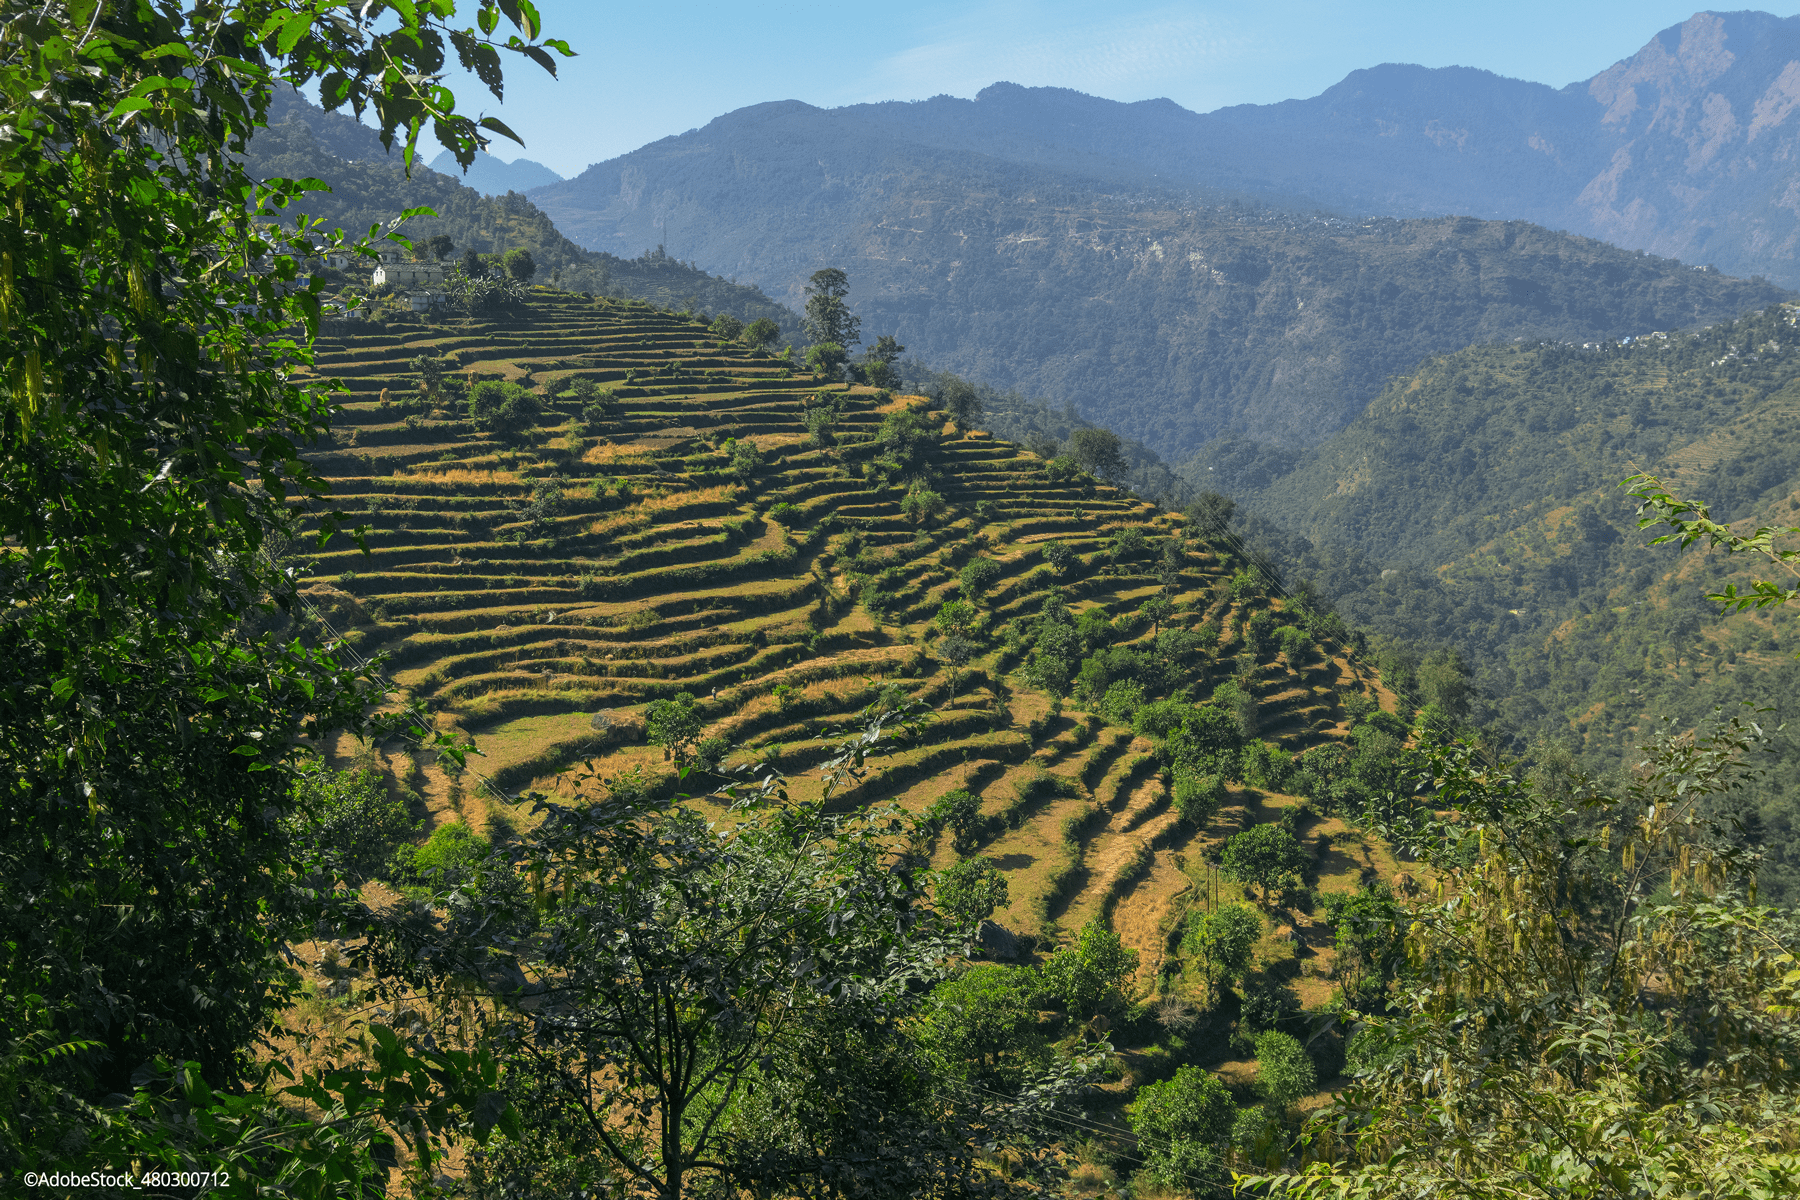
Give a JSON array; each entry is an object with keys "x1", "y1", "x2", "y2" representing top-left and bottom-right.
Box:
[
  {"x1": 427, "y1": 149, "x2": 563, "y2": 195},
  {"x1": 537, "y1": 10, "x2": 1800, "y2": 292},
  {"x1": 531, "y1": 127, "x2": 1783, "y2": 459},
  {"x1": 523, "y1": 12, "x2": 1800, "y2": 462}
]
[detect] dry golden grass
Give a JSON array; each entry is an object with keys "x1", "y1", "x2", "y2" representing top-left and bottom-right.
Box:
[
  {"x1": 582, "y1": 440, "x2": 654, "y2": 465},
  {"x1": 409, "y1": 466, "x2": 521, "y2": 486}
]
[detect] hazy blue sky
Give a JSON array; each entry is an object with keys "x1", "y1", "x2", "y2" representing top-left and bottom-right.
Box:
[{"x1": 450, "y1": 3, "x2": 1797, "y2": 178}]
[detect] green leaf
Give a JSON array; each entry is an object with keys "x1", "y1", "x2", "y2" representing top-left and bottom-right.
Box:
[
  {"x1": 275, "y1": 10, "x2": 313, "y2": 55},
  {"x1": 477, "y1": 115, "x2": 523, "y2": 145}
]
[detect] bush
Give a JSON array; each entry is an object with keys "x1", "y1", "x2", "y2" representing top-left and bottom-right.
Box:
[
  {"x1": 467, "y1": 380, "x2": 540, "y2": 439},
  {"x1": 933, "y1": 856, "x2": 1010, "y2": 927},
  {"x1": 768, "y1": 502, "x2": 803, "y2": 527},
  {"x1": 1252, "y1": 1029, "x2": 1317, "y2": 1110},
  {"x1": 1098, "y1": 678, "x2": 1145, "y2": 725},
  {"x1": 287, "y1": 765, "x2": 418, "y2": 886},
  {"x1": 1172, "y1": 769, "x2": 1226, "y2": 825},
  {"x1": 1222, "y1": 822, "x2": 1308, "y2": 900}
]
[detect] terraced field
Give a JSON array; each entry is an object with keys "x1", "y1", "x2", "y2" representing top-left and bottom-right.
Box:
[{"x1": 296, "y1": 288, "x2": 1396, "y2": 979}]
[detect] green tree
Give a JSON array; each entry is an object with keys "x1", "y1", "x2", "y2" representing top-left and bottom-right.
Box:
[
  {"x1": 729, "y1": 436, "x2": 763, "y2": 482},
  {"x1": 1181, "y1": 902, "x2": 1261, "y2": 1003},
  {"x1": 899, "y1": 483, "x2": 946, "y2": 524},
  {"x1": 1324, "y1": 883, "x2": 1405, "y2": 1008},
  {"x1": 742, "y1": 316, "x2": 781, "y2": 350},
  {"x1": 875, "y1": 406, "x2": 937, "y2": 474},
  {"x1": 805, "y1": 340, "x2": 848, "y2": 380},
  {"x1": 1248, "y1": 721, "x2": 1800, "y2": 1199},
  {"x1": 1069, "y1": 427, "x2": 1128, "y2": 482},
  {"x1": 708, "y1": 313, "x2": 744, "y2": 342},
  {"x1": 803, "y1": 266, "x2": 861, "y2": 349},
  {"x1": 927, "y1": 788, "x2": 984, "y2": 855},
  {"x1": 0, "y1": 0, "x2": 567, "y2": 1180},
  {"x1": 1252, "y1": 1029, "x2": 1317, "y2": 1111},
  {"x1": 940, "y1": 377, "x2": 983, "y2": 429},
  {"x1": 419, "y1": 232, "x2": 456, "y2": 260},
  {"x1": 862, "y1": 334, "x2": 905, "y2": 389},
  {"x1": 940, "y1": 634, "x2": 978, "y2": 698},
  {"x1": 288, "y1": 765, "x2": 418, "y2": 887},
  {"x1": 918, "y1": 964, "x2": 1044, "y2": 1088},
  {"x1": 1163, "y1": 703, "x2": 1246, "y2": 775},
  {"x1": 934, "y1": 600, "x2": 979, "y2": 639},
  {"x1": 1222, "y1": 822, "x2": 1307, "y2": 901},
  {"x1": 803, "y1": 401, "x2": 841, "y2": 448},
  {"x1": 1171, "y1": 769, "x2": 1227, "y2": 826},
  {"x1": 1042, "y1": 920, "x2": 1139, "y2": 1018},
  {"x1": 1244, "y1": 489, "x2": 1800, "y2": 1198},
  {"x1": 503, "y1": 246, "x2": 537, "y2": 282},
  {"x1": 645, "y1": 691, "x2": 705, "y2": 770},
  {"x1": 467, "y1": 379, "x2": 542, "y2": 439},
  {"x1": 1185, "y1": 491, "x2": 1236, "y2": 535},
  {"x1": 1140, "y1": 595, "x2": 1173, "y2": 634},
  {"x1": 934, "y1": 856, "x2": 1010, "y2": 926},
  {"x1": 445, "y1": 725, "x2": 1073, "y2": 1199},
  {"x1": 960, "y1": 556, "x2": 1001, "y2": 599},
  {"x1": 1099, "y1": 678, "x2": 1147, "y2": 725},
  {"x1": 1129, "y1": 1066, "x2": 1235, "y2": 1194}
]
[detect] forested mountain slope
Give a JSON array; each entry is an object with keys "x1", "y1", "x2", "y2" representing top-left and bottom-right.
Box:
[
  {"x1": 1184, "y1": 304, "x2": 1800, "y2": 897},
  {"x1": 530, "y1": 101, "x2": 1786, "y2": 458},
  {"x1": 247, "y1": 91, "x2": 801, "y2": 336},
  {"x1": 543, "y1": 10, "x2": 1800, "y2": 291}
]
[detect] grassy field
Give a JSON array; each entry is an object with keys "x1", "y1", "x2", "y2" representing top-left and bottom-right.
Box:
[{"x1": 293, "y1": 287, "x2": 1404, "y2": 1162}]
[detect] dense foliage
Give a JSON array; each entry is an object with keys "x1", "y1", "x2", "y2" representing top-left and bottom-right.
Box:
[
  {"x1": 0, "y1": 0, "x2": 566, "y2": 1186},
  {"x1": 1189, "y1": 304, "x2": 1800, "y2": 897}
]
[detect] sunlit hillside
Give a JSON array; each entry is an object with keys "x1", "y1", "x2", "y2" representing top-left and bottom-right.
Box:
[{"x1": 289, "y1": 290, "x2": 1406, "y2": 1103}]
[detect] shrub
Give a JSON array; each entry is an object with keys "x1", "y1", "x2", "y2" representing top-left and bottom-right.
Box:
[
  {"x1": 1128, "y1": 1066, "x2": 1233, "y2": 1194},
  {"x1": 768, "y1": 502, "x2": 803, "y2": 527},
  {"x1": 1252, "y1": 1029, "x2": 1317, "y2": 1111},
  {"x1": 933, "y1": 856, "x2": 1010, "y2": 927},
  {"x1": 1222, "y1": 822, "x2": 1308, "y2": 901},
  {"x1": 467, "y1": 380, "x2": 541, "y2": 439},
  {"x1": 1098, "y1": 678, "x2": 1145, "y2": 725},
  {"x1": 1172, "y1": 769, "x2": 1226, "y2": 825}
]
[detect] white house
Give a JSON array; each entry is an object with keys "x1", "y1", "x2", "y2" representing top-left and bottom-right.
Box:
[{"x1": 372, "y1": 262, "x2": 447, "y2": 289}]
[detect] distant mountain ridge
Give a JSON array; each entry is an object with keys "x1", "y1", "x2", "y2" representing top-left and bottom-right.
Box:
[
  {"x1": 519, "y1": 10, "x2": 1800, "y2": 463},
  {"x1": 426, "y1": 149, "x2": 562, "y2": 196},
  {"x1": 535, "y1": 10, "x2": 1800, "y2": 289}
]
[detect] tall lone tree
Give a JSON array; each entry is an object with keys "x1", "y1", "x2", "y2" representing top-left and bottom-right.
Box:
[
  {"x1": 804, "y1": 267, "x2": 861, "y2": 350},
  {"x1": 1069, "y1": 427, "x2": 1129, "y2": 483}
]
